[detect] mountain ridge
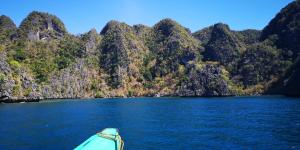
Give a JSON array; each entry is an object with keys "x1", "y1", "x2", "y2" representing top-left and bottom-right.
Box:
[{"x1": 1, "y1": 1, "x2": 300, "y2": 101}]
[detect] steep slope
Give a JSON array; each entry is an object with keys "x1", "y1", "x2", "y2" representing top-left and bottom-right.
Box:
[
  {"x1": 0, "y1": 15, "x2": 17, "y2": 43},
  {"x1": 193, "y1": 27, "x2": 261, "y2": 47},
  {"x1": 0, "y1": 43, "x2": 41, "y2": 100},
  {"x1": 203, "y1": 23, "x2": 245, "y2": 72},
  {"x1": 261, "y1": 0, "x2": 300, "y2": 58},
  {"x1": 141, "y1": 19, "x2": 236, "y2": 97},
  {"x1": 149, "y1": 19, "x2": 202, "y2": 77},
  {"x1": 1, "y1": 0, "x2": 300, "y2": 100},
  {"x1": 18, "y1": 11, "x2": 67, "y2": 41},
  {"x1": 100, "y1": 20, "x2": 149, "y2": 92},
  {"x1": 0, "y1": 49, "x2": 13, "y2": 99},
  {"x1": 192, "y1": 26, "x2": 213, "y2": 45},
  {"x1": 280, "y1": 59, "x2": 300, "y2": 96},
  {"x1": 177, "y1": 63, "x2": 236, "y2": 96},
  {"x1": 262, "y1": 0, "x2": 300, "y2": 95},
  {"x1": 238, "y1": 41, "x2": 292, "y2": 87},
  {"x1": 267, "y1": 57, "x2": 300, "y2": 96},
  {"x1": 81, "y1": 28, "x2": 102, "y2": 56}
]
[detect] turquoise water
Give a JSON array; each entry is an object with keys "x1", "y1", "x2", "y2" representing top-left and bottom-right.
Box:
[{"x1": 0, "y1": 96, "x2": 300, "y2": 149}]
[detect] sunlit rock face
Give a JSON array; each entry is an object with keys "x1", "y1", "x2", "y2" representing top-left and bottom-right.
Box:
[
  {"x1": 1, "y1": 0, "x2": 300, "y2": 101},
  {"x1": 100, "y1": 20, "x2": 148, "y2": 88},
  {"x1": 18, "y1": 11, "x2": 67, "y2": 41}
]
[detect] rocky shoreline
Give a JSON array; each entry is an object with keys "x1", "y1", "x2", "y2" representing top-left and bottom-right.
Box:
[{"x1": 0, "y1": 94, "x2": 276, "y2": 103}]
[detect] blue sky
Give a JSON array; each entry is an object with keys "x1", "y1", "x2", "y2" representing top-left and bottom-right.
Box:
[{"x1": 0, "y1": 0, "x2": 294, "y2": 34}]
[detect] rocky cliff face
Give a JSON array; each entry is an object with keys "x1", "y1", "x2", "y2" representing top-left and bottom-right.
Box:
[
  {"x1": 18, "y1": 11, "x2": 66, "y2": 41},
  {"x1": 259, "y1": 0, "x2": 300, "y2": 95},
  {"x1": 41, "y1": 58, "x2": 108, "y2": 99},
  {"x1": 1, "y1": 0, "x2": 300, "y2": 101},
  {"x1": 149, "y1": 19, "x2": 202, "y2": 77},
  {"x1": 0, "y1": 15, "x2": 17, "y2": 43},
  {"x1": 100, "y1": 20, "x2": 149, "y2": 89},
  {"x1": 177, "y1": 64, "x2": 234, "y2": 97},
  {"x1": 203, "y1": 23, "x2": 245, "y2": 73},
  {"x1": 81, "y1": 29, "x2": 101, "y2": 56},
  {"x1": 0, "y1": 51, "x2": 13, "y2": 99},
  {"x1": 261, "y1": 0, "x2": 300, "y2": 58},
  {"x1": 0, "y1": 50, "x2": 40, "y2": 100}
]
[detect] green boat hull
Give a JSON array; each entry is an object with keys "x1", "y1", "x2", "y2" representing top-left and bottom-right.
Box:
[{"x1": 74, "y1": 128, "x2": 124, "y2": 150}]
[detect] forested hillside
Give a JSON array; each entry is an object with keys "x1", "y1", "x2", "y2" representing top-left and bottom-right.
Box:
[{"x1": 1, "y1": 1, "x2": 300, "y2": 101}]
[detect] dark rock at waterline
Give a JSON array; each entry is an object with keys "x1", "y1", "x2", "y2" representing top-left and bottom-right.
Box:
[{"x1": 177, "y1": 64, "x2": 234, "y2": 97}]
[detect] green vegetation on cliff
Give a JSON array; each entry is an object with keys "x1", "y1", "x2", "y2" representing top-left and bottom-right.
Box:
[
  {"x1": 0, "y1": 15, "x2": 17, "y2": 43},
  {"x1": 149, "y1": 19, "x2": 202, "y2": 77},
  {"x1": 18, "y1": 11, "x2": 66, "y2": 41},
  {"x1": 261, "y1": 0, "x2": 300, "y2": 58},
  {"x1": 1, "y1": 1, "x2": 300, "y2": 100}
]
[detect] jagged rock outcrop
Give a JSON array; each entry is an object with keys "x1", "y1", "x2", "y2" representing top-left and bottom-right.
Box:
[
  {"x1": 0, "y1": 51, "x2": 12, "y2": 74},
  {"x1": 261, "y1": 0, "x2": 300, "y2": 58},
  {"x1": 203, "y1": 23, "x2": 245, "y2": 72},
  {"x1": 18, "y1": 11, "x2": 67, "y2": 41},
  {"x1": 100, "y1": 20, "x2": 148, "y2": 88},
  {"x1": 177, "y1": 64, "x2": 234, "y2": 96},
  {"x1": 0, "y1": 49, "x2": 41, "y2": 100},
  {"x1": 41, "y1": 59, "x2": 108, "y2": 98},
  {"x1": 0, "y1": 51, "x2": 14, "y2": 99},
  {"x1": 81, "y1": 28, "x2": 101, "y2": 56},
  {"x1": 149, "y1": 18, "x2": 202, "y2": 77},
  {"x1": 192, "y1": 26, "x2": 213, "y2": 45},
  {"x1": 18, "y1": 69, "x2": 41, "y2": 99},
  {"x1": 0, "y1": 15, "x2": 17, "y2": 43},
  {"x1": 1, "y1": 0, "x2": 300, "y2": 101}
]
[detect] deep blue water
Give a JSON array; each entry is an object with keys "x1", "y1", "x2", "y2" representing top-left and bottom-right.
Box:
[{"x1": 1, "y1": 96, "x2": 300, "y2": 150}]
